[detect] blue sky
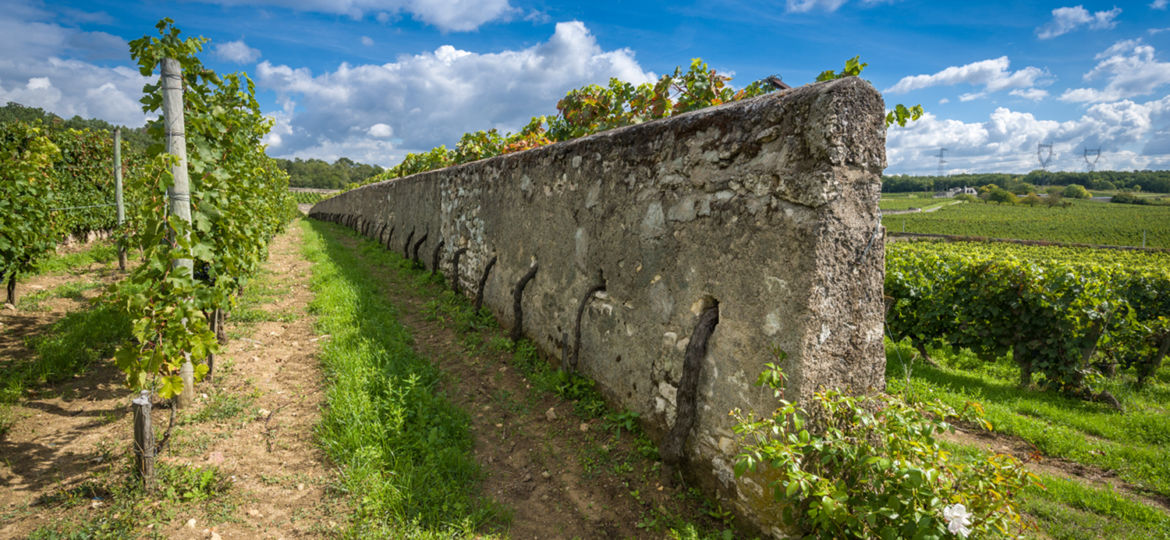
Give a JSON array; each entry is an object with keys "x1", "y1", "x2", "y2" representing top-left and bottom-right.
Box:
[{"x1": 2, "y1": 0, "x2": 1168, "y2": 174}]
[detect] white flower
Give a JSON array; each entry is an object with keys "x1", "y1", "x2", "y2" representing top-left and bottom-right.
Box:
[{"x1": 943, "y1": 503, "x2": 973, "y2": 538}]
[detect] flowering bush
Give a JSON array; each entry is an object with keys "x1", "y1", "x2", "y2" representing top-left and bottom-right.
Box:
[{"x1": 732, "y1": 361, "x2": 1039, "y2": 539}]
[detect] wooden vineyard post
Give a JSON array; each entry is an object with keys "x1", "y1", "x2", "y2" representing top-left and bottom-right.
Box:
[
  {"x1": 132, "y1": 390, "x2": 156, "y2": 491},
  {"x1": 114, "y1": 127, "x2": 126, "y2": 271},
  {"x1": 162, "y1": 57, "x2": 197, "y2": 409}
]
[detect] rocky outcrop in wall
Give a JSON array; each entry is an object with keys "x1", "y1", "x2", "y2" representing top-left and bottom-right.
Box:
[{"x1": 310, "y1": 76, "x2": 887, "y2": 536}]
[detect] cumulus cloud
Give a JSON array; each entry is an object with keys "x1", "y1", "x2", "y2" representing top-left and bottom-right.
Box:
[
  {"x1": 1060, "y1": 40, "x2": 1170, "y2": 103},
  {"x1": 886, "y1": 96, "x2": 1170, "y2": 174},
  {"x1": 884, "y1": 57, "x2": 1049, "y2": 99},
  {"x1": 0, "y1": 4, "x2": 150, "y2": 127},
  {"x1": 1036, "y1": 5, "x2": 1122, "y2": 39},
  {"x1": 256, "y1": 21, "x2": 655, "y2": 165},
  {"x1": 213, "y1": 39, "x2": 261, "y2": 64},
  {"x1": 1152, "y1": 0, "x2": 1167, "y2": 9},
  {"x1": 367, "y1": 123, "x2": 392, "y2": 137},
  {"x1": 361, "y1": 36, "x2": 374, "y2": 46},
  {"x1": 0, "y1": 59, "x2": 148, "y2": 125},
  {"x1": 204, "y1": 0, "x2": 516, "y2": 32}
]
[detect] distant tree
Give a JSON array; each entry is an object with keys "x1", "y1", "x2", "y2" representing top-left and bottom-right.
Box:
[
  {"x1": 1010, "y1": 182, "x2": 1035, "y2": 195},
  {"x1": 986, "y1": 187, "x2": 1017, "y2": 204}
]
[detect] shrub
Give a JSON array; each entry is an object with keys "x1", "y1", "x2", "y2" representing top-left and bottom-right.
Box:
[
  {"x1": 733, "y1": 362, "x2": 1038, "y2": 539},
  {"x1": 1062, "y1": 184, "x2": 1091, "y2": 199},
  {"x1": 986, "y1": 187, "x2": 1017, "y2": 205},
  {"x1": 1110, "y1": 192, "x2": 1146, "y2": 205}
]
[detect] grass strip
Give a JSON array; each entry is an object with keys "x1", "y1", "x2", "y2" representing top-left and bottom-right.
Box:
[
  {"x1": 301, "y1": 219, "x2": 503, "y2": 537},
  {"x1": 886, "y1": 340, "x2": 1170, "y2": 499},
  {"x1": 31, "y1": 242, "x2": 118, "y2": 276}
]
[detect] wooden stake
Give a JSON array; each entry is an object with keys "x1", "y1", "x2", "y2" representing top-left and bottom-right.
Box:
[{"x1": 132, "y1": 390, "x2": 156, "y2": 491}]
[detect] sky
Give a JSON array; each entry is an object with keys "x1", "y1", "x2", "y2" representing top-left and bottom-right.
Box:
[{"x1": 2, "y1": 0, "x2": 1169, "y2": 175}]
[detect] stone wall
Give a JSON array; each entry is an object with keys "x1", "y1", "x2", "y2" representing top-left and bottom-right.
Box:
[{"x1": 309, "y1": 76, "x2": 887, "y2": 536}]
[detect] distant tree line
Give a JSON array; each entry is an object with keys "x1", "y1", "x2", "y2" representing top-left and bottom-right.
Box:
[
  {"x1": 0, "y1": 101, "x2": 152, "y2": 151},
  {"x1": 274, "y1": 157, "x2": 383, "y2": 189},
  {"x1": 884, "y1": 170, "x2": 1170, "y2": 194}
]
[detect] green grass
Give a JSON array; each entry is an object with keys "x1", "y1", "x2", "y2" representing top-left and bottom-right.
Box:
[
  {"x1": 31, "y1": 242, "x2": 119, "y2": 276},
  {"x1": 302, "y1": 219, "x2": 505, "y2": 537},
  {"x1": 886, "y1": 340, "x2": 1170, "y2": 537},
  {"x1": 885, "y1": 198, "x2": 1170, "y2": 247}
]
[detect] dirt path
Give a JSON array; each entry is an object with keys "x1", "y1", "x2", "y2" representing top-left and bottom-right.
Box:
[
  {"x1": 0, "y1": 224, "x2": 344, "y2": 539},
  {"x1": 153, "y1": 220, "x2": 344, "y2": 539},
  {"x1": 330, "y1": 228, "x2": 726, "y2": 539}
]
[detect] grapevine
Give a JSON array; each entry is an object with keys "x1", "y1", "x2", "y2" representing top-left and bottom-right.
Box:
[
  {"x1": 0, "y1": 121, "x2": 61, "y2": 304},
  {"x1": 886, "y1": 241, "x2": 1170, "y2": 391},
  {"x1": 111, "y1": 19, "x2": 293, "y2": 397}
]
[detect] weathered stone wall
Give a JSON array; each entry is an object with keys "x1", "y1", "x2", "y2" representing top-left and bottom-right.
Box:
[{"x1": 309, "y1": 76, "x2": 887, "y2": 536}]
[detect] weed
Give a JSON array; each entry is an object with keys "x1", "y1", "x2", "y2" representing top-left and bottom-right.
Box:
[
  {"x1": 604, "y1": 410, "x2": 641, "y2": 438},
  {"x1": 188, "y1": 388, "x2": 257, "y2": 424},
  {"x1": 156, "y1": 463, "x2": 231, "y2": 502}
]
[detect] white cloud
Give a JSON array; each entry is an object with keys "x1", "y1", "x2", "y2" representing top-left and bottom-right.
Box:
[
  {"x1": 885, "y1": 57, "x2": 1049, "y2": 99},
  {"x1": 213, "y1": 39, "x2": 261, "y2": 64},
  {"x1": 1036, "y1": 5, "x2": 1122, "y2": 39},
  {"x1": 406, "y1": 0, "x2": 516, "y2": 32},
  {"x1": 361, "y1": 36, "x2": 374, "y2": 46},
  {"x1": 204, "y1": 0, "x2": 516, "y2": 32},
  {"x1": 367, "y1": 123, "x2": 392, "y2": 137},
  {"x1": 1010, "y1": 88, "x2": 1049, "y2": 100},
  {"x1": 938, "y1": 98, "x2": 950, "y2": 104},
  {"x1": 784, "y1": 0, "x2": 893, "y2": 13},
  {"x1": 886, "y1": 96, "x2": 1170, "y2": 174},
  {"x1": 0, "y1": 5, "x2": 150, "y2": 127},
  {"x1": 1060, "y1": 40, "x2": 1170, "y2": 103},
  {"x1": 786, "y1": 0, "x2": 848, "y2": 12},
  {"x1": 256, "y1": 21, "x2": 655, "y2": 165},
  {"x1": 1152, "y1": 0, "x2": 1167, "y2": 9}
]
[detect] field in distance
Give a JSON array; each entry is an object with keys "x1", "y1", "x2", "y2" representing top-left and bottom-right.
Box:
[{"x1": 881, "y1": 197, "x2": 1170, "y2": 249}]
